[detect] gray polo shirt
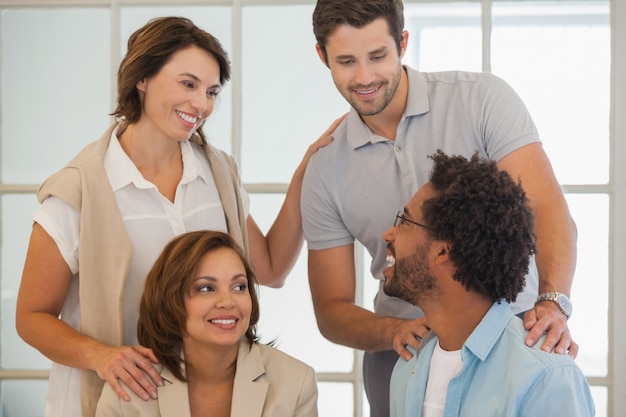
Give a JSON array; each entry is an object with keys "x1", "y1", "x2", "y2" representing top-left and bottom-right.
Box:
[{"x1": 302, "y1": 66, "x2": 540, "y2": 318}]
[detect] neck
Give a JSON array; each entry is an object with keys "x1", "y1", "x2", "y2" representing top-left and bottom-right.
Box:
[
  {"x1": 421, "y1": 293, "x2": 492, "y2": 351},
  {"x1": 118, "y1": 122, "x2": 182, "y2": 170},
  {"x1": 183, "y1": 342, "x2": 239, "y2": 384}
]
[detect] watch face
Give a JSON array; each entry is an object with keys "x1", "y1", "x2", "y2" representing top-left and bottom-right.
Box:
[{"x1": 557, "y1": 294, "x2": 572, "y2": 315}]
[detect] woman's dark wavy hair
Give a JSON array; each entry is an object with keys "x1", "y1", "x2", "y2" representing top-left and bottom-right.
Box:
[
  {"x1": 422, "y1": 150, "x2": 536, "y2": 303},
  {"x1": 137, "y1": 231, "x2": 260, "y2": 382},
  {"x1": 112, "y1": 16, "x2": 231, "y2": 143},
  {"x1": 313, "y1": 0, "x2": 404, "y2": 65}
]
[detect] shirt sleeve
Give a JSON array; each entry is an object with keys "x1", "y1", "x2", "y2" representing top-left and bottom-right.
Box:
[
  {"x1": 519, "y1": 364, "x2": 595, "y2": 416},
  {"x1": 33, "y1": 196, "x2": 80, "y2": 275},
  {"x1": 301, "y1": 153, "x2": 355, "y2": 251},
  {"x1": 478, "y1": 73, "x2": 541, "y2": 162}
]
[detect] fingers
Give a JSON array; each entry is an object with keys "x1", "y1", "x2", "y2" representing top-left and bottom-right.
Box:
[
  {"x1": 323, "y1": 113, "x2": 347, "y2": 135},
  {"x1": 312, "y1": 115, "x2": 347, "y2": 149},
  {"x1": 523, "y1": 308, "x2": 538, "y2": 330},
  {"x1": 98, "y1": 346, "x2": 162, "y2": 402},
  {"x1": 524, "y1": 304, "x2": 575, "y2": 356},
  {"x1": 392, "y1": 318, "x2": 430, "y2": 361},
  {"x1": 302, "y1": 114, "x2": 349, "y2": 165},
  {"x1": 566, "y1": 339, "x2": 579, "y2": 359}
]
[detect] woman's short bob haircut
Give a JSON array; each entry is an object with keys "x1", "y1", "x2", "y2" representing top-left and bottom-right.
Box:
[
  {"x1": 112, "y1": 16, "x2": 231, "y2": 143},
  {"x1": 138, "y1": 230, "x2": 259, "y2": 381}
]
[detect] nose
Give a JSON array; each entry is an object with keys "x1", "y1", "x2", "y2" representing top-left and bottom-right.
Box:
[
  {"x1": 354, "y1": 62, "x2": 376, "y2": 86},
  {"x1": 216, "y1": 290, "x2": 234, "y2": 309},
  {"x1": 382, "y1": 225, "x2": 397, "y2": 242},
  {"x1": 190, "y1": 90, "x2": 213, "y2": 118}
]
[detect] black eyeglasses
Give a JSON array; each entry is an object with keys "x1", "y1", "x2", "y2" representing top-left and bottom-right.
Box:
[{"x1": 394, "y1": 211, "x2": 429, "y2": 230}]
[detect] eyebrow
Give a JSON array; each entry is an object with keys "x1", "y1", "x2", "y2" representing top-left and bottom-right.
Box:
[
  {"x1": 192, "y1": 274, "x2": 247, "y2": 283},
  {"x1": 179, "y1": 72, "x2": 201, "y2": 81},
  {"x1": 334, "y1": 46, "x2": 389, "y2": 62}
]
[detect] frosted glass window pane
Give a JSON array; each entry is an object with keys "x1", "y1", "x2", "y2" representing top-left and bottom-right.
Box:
[
  {"x1": 2, "y1": 195, "x2": 51, "y2": 370},
  {"x1": 250, "y1": 194, "x2": 353, "y2": 373},
  {"x1": 318, "y1": 382, "x2": 353, "y2": 417},
  {"x1": 361, "y1": 248, "x2": 378, "y2": 312},
  {"x1": 1, "y1": 380, "x2": 48, "y2": 416},
  {"x1": 1, "y1": 8, "x2": 112, "y2": 184},
  {"x1": 590, "y1": 386, "x2": 607, "y2": 417},
  {"x1": 566, "y1": 194, "x2": 608, "y2": 377},
  {"x1": 241, "y1": 6, "x2": 347, "y2": 184},
  {"x1": 120, "y1": 7, "x2": 233, "y2": 153},
  {"x1": 404, "y1": 3, "x2": 482, "y2": 72},
  {"x1": 491, "y1": 3, "x2": 610, "y2": 184}
]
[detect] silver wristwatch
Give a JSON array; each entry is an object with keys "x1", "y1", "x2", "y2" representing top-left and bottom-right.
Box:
[{"x1": 535, "y1": 292, "x2": 572, "y2": 319}]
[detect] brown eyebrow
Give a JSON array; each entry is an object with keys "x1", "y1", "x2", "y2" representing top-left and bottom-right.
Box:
[
  {"x1": 192, "y1": 274, "x2": 247, "y2": 284},
  {"x1": 334, "y1": 46, "x2": 389, "y2": 62}
]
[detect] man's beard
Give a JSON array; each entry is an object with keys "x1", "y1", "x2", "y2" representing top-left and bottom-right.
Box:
[
  {"x1": 337, "y1": 66, "x2": 402, "y2": 117},
  {"x1": 384, "y1": 245, "x2": 436, "y2": 306}
]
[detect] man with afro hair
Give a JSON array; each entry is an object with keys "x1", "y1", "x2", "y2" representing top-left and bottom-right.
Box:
[{"x1": 383, "y1": 150, "x2": 594, "y2": 416}]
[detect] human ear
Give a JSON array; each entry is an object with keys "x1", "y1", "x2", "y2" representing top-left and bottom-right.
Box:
[
  {"x1": 136, "y1": 78, "x2": 147, "y2": 93},
  {"x1": 399, "y1": 30, "x2": 409, "y2": 59},
  {"x1": 315, "y1": 43, "x2": 330, "y2": 67},
  {"x1": 433, "y1": 242, "x2": 451, "y2": 265}
]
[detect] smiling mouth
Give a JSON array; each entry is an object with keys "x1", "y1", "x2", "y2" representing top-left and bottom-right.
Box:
[
  {"x1": 210, "y1": 319, "x2": 237, "y2": 325},
  {"x1": 386, "y1": 254, "x2": 396, "y2": 268},
  {"x1": 176, "y1": 110, "x2": 199, "y2": 125}
]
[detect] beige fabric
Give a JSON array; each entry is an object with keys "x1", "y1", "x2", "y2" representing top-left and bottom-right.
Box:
[
  {"x1": 37, "y1": 123, "x2": 249, "y2": 416},
  {"x1": 95, "y1": 342, "x2": 318, "y2": 417}
]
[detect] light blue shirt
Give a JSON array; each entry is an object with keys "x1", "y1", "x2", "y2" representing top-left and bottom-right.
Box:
[{"x1": 390, "y1": 302, "x2": 595, "y2": 417}]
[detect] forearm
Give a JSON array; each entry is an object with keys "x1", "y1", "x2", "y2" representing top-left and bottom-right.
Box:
[
  {"x1": 314, "y1": 299, "x2": 405, "y2": 352},
  {"x1": 248, "y1": 163, "x2": 307, "y2": 287},
  {"x1": 16, "y1": 311, "x2": 109, "y2": 371},
  {"x1": 533, "y1": 198, "x2": 577, "y2": 295},
  {"x1": 265, "y1": 161, "x2": 308, "y2": 272}
]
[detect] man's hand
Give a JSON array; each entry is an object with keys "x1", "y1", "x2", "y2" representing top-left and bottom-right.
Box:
[
  {"x1": 524, "y1": 301, "x2": 578, "y2": 358},
  {"x1": 391, "y1": 317, "x2": 430, "y2": 361}
]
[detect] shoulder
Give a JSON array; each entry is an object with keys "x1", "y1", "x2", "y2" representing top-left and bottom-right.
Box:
[
  {"x1": 190, "y1": 135, "x2": 237, "y2": 165},
  {"x1": 36, "y1": 134, "x2": 111, "y2": 209},
  {"x1": 37, "y1": 124, "x2": 117, "y2": 204},
  {"x1": 420, "y1": 69, "x2": 500, "y2": 85},
  {"x1": 498, "y1": 318, "x2": 582, "y2": 375},
  {"x1": 305, "y1": 116, "x2": 355, "y2": 185},
  {"x1": 419, "y1": 70, "x2": 515, "y2": 100},
  {"x1": 256, "y1": 343, "x2": 315, "y2": 377},
  {"x1": 96, "y1": 379, "x2": 161, "y2": 417}
]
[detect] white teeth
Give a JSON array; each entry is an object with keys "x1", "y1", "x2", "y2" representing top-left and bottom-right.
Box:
[
  {"x1": 176, "y1": 111, "x2": 198, "y2": 124},
  {"x1": 386, "y1": 255, "x2": 395, "y2": 266},
  {"x1": 211, "y1": 319, "x2": 236, "y2": 325}
]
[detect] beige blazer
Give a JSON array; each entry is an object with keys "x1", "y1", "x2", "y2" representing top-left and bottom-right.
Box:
[{"x1": 95, "y1": 342, "x2": 318, "y2": 417}]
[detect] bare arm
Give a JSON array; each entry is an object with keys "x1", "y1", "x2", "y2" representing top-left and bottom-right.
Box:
[
  {"x1": 15, "y1": 223, "x2": 163, "y2": 401},
  {"x1": 308, "y1": 245, "x2": 429, "y2": 359},
  {"x1": 248, "y1": 116, "x2": 346, "y2": 287},
  {"x1": 497, "y1": 143, "x2": 578, "y2": 356}
]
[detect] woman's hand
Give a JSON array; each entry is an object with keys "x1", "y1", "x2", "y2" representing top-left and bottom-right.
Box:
[
  {"x1": 299, "y1": 113, "x2": 347, "y2": 168},
  {"x1": 95, "y1": 345, "x2": 163, "y2": 402}
]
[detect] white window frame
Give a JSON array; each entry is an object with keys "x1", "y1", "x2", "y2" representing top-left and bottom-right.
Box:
[{"x1": 0, "y1": 1, "x2": 623, "y2": 416}]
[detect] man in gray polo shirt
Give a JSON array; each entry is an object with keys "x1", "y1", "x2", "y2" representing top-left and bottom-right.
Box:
[{"x1": 302, "y1": 1, "x2": 578, "y2": 416}]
